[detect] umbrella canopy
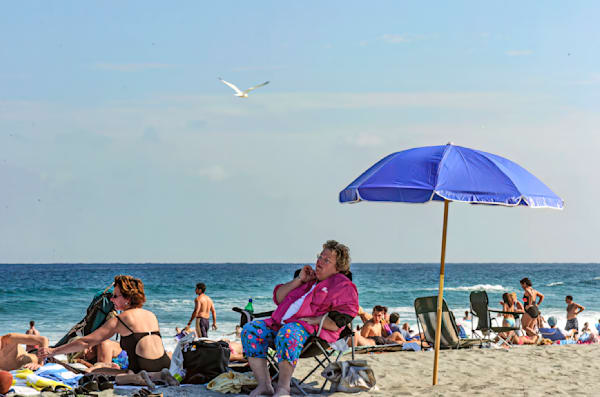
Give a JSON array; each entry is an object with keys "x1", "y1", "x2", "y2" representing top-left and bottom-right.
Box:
[
  {"x1": 340, "y1": 143, "x2": 563, "y2": 208},
  {"x1": 339, "y1": 143, "x2": 563, "y2": 385}
]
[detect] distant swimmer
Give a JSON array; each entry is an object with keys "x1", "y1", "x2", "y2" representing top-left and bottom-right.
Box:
[
  {"x1": 565, "y1": 295, "x2": 585, "y2": 333},
  {"x1": 218, "y1": 78, "x2": 269, "y2": 98},
  {"x1": 186, "y1": 283, "x2": 217, "y2": 338},
  {"x1": 24, "y1": 321, "x2": 40, "y2": 352}
]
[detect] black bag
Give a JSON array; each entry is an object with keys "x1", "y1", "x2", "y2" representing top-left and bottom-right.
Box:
[{"x1": 182, "y1": 340, "x2": 230, "y2": 384}]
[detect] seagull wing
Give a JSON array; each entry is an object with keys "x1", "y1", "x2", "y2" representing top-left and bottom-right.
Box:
[
  {"x1": 219, "y1": 78, "x2": 243, "y2": 95},
  {"x1": 243, "y1": 81, "x2": 270, "y2": 94}
]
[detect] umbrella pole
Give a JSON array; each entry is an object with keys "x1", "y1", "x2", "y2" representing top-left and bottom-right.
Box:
[{"x1": 432, "y1": 199, "x2": 450, "y2": 385}]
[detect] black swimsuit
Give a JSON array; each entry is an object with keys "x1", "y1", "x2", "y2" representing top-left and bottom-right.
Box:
[
  {"x1": 523, "y1": 294, "x2": 540, "y2": 318},
  {"x1": 117, "y1": 316, "x2": 171, "y2": 373}
]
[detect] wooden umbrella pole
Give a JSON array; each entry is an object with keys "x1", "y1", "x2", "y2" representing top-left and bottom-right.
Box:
[{"x1": 433, "y1": 199, "x2": 450, "y2": 385}]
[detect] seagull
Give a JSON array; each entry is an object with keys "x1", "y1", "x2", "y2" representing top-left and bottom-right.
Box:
[{"x1": 218, "y1": 78, "x2": 269, "y2": 98}]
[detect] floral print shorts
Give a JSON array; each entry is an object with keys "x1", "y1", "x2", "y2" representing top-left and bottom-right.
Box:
[{"x1": 241, "y1": 320, "x2": 310, "y2": 366}]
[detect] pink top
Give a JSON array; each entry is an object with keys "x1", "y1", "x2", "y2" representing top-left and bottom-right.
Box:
[{"x1": 264, "y1": 272, "x2": 359, "y2": 343}]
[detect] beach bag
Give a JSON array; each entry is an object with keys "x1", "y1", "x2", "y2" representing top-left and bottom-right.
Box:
[
  {"x1": 182, "y1": 340, "x2": 230, "y2": 384},
  {"x1": 321, "y1": 360, "x2": 376, "y2": 393},
  {"x1": 54, "y1": 289, "x2": 115, "y2": 347}
]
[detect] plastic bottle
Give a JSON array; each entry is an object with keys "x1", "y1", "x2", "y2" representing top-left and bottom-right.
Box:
[{"x1": 244, "y1": 298, "x2": 254, "y2": 313}]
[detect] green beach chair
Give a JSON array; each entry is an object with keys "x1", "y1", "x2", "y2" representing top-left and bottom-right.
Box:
[
  {"x1": 469, "y1": 290, "x2": 520, "y2": 347},
  {"x1": 414, "y1": 296, "x2": 482, "y2": 350}
]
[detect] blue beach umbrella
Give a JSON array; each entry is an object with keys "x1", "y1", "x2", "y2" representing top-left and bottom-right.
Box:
[{"x1": 339, "y1": 143, "x2": 563, "y2": 385}]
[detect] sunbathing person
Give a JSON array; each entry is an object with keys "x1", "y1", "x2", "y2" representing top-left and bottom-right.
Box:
[
  {"x1": 68, "y1": 339, "x2": 129, "y2": 372},
  {"x1": 0, "y1": 333, "x2": 48, "y2": 371},
  {"x1": 240, "y1": 240, "x2": 358, "y2": 397},
  {"x1": 38, "y1": 275, "x2": 177, "y2": 387},
  {"x1": 351, "y1": 306, "x2": 407, "y2": 346}
]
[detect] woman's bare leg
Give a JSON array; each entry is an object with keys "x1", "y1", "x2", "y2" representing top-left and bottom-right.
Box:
[{"x1": 248, "y1": 357, "x2": 274, "y2": 397}]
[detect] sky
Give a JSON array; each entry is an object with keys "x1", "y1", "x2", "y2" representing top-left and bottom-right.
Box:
[{"x1": 1, "y1": 1, "x2": 599, "y2": 263}]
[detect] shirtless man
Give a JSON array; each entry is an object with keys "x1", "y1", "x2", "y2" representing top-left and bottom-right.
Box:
[
  {"x1": 186, "y1": 282, "x2": 217, "y2": 338},
  {"x1": 24, "y1": 321, "x2": 40, "y2": 352},
  {"x1": 351, "y1": 305, "x2": 406, "y2": 346},
  {"x1": 565, "y1": 295, "x2": 585, "y2": 333},
  {"x1": 0, "y1": 333, "x2": 48, "y2": 371}
]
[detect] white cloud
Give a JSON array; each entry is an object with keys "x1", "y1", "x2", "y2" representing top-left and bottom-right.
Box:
[
  {"x1": 92, "y1": 63, "x2": 174, "y2": 72},
  {"x1": 380, "y1": 33, "x2": 412, "y2": 43},
  {"x1": 505, "y1": 50, "x2": 532, "y2": 57},
  {"x1": 358, "y1": 40, "x2": 368, "y2": 47},
  {"x1": 197, "y1": 165, "x2": 228, "y2": 181},
  {"x1": 346, "y1": 133, "x2": 383, "y2": 147}
]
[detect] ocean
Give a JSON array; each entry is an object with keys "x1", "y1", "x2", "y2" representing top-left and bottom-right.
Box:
[{"x1": 1, "y1": 262, "x2": 599, "y2": 352}]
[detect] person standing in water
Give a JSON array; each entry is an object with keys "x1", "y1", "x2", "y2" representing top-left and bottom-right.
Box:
[
  {"x1": 565, "y1": 295, "x2": 585, "y2": 333},
  {"x1": 186, "y1": 283, "x2": 217, "y2": 338},
  {"x1": 24, "y1": 321, "x2": 40, "y2": 352}
]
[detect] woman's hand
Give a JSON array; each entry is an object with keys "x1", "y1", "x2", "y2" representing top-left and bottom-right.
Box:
[
  {"x1": 299, "y1": 265, "x2": 316, "y2": 283},
  {"x1": 37, "y1": 347, "x2": 55, "y2": 360}
]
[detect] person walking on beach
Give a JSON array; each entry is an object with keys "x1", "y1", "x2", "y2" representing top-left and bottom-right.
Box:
[
  {"x1": 565, "y1": 295, "x2": 585, "y2": 333},
  {"x1": 520, "y1": 277, "x2": 544, "y2": 336},
  {"x1": 186, "y1": 282, "x2": 217, "y2": 338},
  {"x1": 24, "y1": 321, "x2": 40, "y2": 352}
]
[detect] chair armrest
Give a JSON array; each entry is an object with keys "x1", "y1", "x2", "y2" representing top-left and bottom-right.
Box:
[
  {"x1": 232, "y1": 307, "x2": 274, "y2": 318},
  {"x1": 489, "y1": 309, "x2": 518, "y2": 315}
]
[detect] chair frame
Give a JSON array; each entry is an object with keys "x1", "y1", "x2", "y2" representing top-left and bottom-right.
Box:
[
  {"x1": 469, "y1": 290, "x2": 521, "y2": 347},
  {"x1": 414, "y1": 295, "x2": 483, "y2": 350},
  {"x1": 233, "y1": 306, "x2": 356, "y2": 395}
]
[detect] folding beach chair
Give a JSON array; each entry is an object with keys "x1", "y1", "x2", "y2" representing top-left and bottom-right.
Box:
[
  {"x1": 469, "y1": 290, "x2": 521, "y2": 347},
  {"x1": 54, "y1": 284, "x2": 116, "y2": 347},
  {"x1": 414, "y1": 296, "x2": 482, "y2": 350},
  {"x1": 232, "y1": 271, "x2": 356, "y2": 395}
]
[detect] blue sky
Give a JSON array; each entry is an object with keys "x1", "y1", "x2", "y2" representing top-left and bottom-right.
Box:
[{"x1": 1, "y1": 1, "x2": 598, "y2": 263}]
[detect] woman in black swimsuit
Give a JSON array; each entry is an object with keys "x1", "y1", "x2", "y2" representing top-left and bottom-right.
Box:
[
  {"x1": 520, "y1": 277, "x2": 545, "y2": 336},
  {"x1": 38, "y1": 275, "x2": 177, "y2": 387}
]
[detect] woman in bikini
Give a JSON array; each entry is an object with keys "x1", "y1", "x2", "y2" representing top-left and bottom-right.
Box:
[
  {"x1": 520, "y1": 277, "x2": 544, "y2": 337},
  {"x1": 38, "y1": 275, "x2": 177, "y2": 387}
]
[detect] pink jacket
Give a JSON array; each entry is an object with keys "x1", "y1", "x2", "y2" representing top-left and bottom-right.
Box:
[{"x1": 264, "y1": 273, "x2": 359, "y2": 343}]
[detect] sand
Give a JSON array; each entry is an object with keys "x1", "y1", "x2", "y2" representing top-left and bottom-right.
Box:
[{"x1": 35, "y1": 344, "x2": 600, "y2": 397}]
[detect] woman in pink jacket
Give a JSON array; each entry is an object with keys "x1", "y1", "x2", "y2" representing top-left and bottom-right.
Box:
[{"x1": 241, "y1": 240, "x2": 359, "y2": 397}]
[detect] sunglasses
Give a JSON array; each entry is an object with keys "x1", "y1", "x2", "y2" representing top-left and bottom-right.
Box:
[{"x1": 111, "y1": 293, "x2": 123, "y2": 299}]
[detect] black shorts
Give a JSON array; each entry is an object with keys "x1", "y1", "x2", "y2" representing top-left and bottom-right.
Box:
[{"x1": 526, "y1": 305, "x2": 540, "y2": 318}]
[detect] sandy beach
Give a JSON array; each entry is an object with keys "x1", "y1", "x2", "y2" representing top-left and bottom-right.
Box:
[{"x1": 31, "y1": 344, "x2": 599, "y2": 397}]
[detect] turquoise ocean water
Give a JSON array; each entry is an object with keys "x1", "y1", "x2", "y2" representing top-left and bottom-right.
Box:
[{"x1": 1, "y1": 263, "x2": 599, "y2": 352}]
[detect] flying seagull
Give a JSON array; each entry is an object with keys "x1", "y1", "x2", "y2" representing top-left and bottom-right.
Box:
[{"x1": 218, "y1": 78, "x2": 270, "y2": 98}]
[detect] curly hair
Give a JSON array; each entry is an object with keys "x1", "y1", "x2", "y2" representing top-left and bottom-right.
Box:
[
  {"x1": 114, "y1": 275, "x2": 146, "y2": 308},
  {"x1": 323, "y1": 240, "x2": 351, "y2": 273}
]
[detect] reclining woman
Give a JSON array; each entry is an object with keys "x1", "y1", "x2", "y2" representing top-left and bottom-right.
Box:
[
  {"x1": 241, "y1": 240, "x2": 359, "y2": 397},
  {"x1": 67, "y1": 338, "x2": 129, "y2": 372},
  {"x1": 38, "y1": 275, "x2": 177, "y2": 386}
]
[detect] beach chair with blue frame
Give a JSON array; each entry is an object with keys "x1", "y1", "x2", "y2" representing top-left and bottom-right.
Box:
[{"x1": 414, "y1": 296, "x2": 483, "y2": 350}]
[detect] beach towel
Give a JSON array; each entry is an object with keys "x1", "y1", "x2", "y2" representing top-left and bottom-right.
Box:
[
  {"x1": 35, "y1": 363, "x2": 82, "y2": 388},
  {"x1": 206, "y1": 371, "x2": 257, "y2": 394}
]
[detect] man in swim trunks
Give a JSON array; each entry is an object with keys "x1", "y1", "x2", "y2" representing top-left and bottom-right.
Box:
[
  {"x1": 186, "y1": 282, "x2": 217, "y2": 338},
  {"x1": 565, "y1": 295, "x2": 585, "y2": 333},
  {"x1": 0, "y1": 333, "x2": 48, "y2": 371},
  {"x1": 351, "y1": 306, "x2": 406, "y2": 346}
]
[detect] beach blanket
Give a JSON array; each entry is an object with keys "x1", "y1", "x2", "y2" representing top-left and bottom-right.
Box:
[{"x1": 35, "y1": 363, "x2": 82, "y2": 387}]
